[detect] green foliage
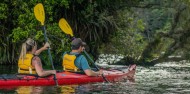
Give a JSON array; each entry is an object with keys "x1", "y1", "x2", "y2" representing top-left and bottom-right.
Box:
[
  {"x1": 56, "y1": 0, "x2": 142, "y2": 56},
  {"x1": 11, "y1": 27, "x2": 29, "y2": 42},
  {"x1": 35, "y1": 31, "x2": 43, "y2": 40},
  {"x1": 137, "y1": 19, "x2": 145, "y2": 31},
  {"x1": 99, "y1": 9, "x2": 146, "y2": 62},
  {"x1": 135, "y1": 0, "x2": 190, "y2": 63},
  {"x1": 5, "y1": 0, "x2": 190, "y2": 65},
  {"x1": 0, "y1": 0, "x2": 70, "y2": 64},
  {"x1": 0, "y1": 3, "x2": 8, "y2": 19}
]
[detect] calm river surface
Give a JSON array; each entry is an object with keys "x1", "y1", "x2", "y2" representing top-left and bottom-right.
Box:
[{"x1": 0, "y1": 61, "x2": 190, "y2": 94}]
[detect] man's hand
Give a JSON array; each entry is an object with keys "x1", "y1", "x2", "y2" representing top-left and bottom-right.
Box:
[{"x1": 97, "y1": 70, "x2": 103, "y2": 76}]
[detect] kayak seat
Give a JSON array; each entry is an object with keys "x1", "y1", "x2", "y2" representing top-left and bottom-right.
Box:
[
  {"x1": 68, "y1": 71, "x2": 85, "y2": 75},
  {"x1": 16, "y1": 73, "x2": 53, "y2": 79},
  {"x1": 16, "y1": 73, "x2": 39, "y2": 77}
]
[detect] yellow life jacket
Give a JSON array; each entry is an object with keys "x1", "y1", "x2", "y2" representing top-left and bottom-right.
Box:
[
  {"x1": 18, "y1": 54, "x2": 36, "y2": 74},
  {"x1": 62, "y1": 53, "x2": 79, "y2": 72}
]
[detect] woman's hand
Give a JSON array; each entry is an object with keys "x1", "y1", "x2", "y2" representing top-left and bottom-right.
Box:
[
  {"x1": 42, "y1": 42, "x2": 50, "y2": 50},
  {"x1": 34, "y1": 42, "x2": 50, "y2": 55}
]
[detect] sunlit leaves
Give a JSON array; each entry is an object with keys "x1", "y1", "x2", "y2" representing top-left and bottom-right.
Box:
[
  {"x1": 35, "y1": 30, "x2": 43, "y2": 40},
  {"x1": 137, "y1": 19, "x2": 145, "y2": 31},
  {"x1": 0, "y1": 3, "x2": 8, "y2": 19},
  {"x1": 12, "y1": 27, "x2": 29, "y2": 42}
]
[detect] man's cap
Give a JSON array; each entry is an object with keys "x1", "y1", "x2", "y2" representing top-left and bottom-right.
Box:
[{"x1": 71, "y1": 38, "x2": 86, "y2": 46}]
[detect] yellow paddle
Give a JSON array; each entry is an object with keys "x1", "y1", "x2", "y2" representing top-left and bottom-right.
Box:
[
  {"x1": 34, "y1": 3, "x2": 58, "y2": 86},
  {"x1": 58, "y1": 18, "x2": 110, "y2": 83},
  {"x1": 59, "y1": 18, "x2": 74, "y2": 37}
]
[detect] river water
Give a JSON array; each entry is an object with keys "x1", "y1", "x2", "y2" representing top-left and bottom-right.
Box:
[{"x1": 0, "y1": 60, "x2": 190, "y2": 94}]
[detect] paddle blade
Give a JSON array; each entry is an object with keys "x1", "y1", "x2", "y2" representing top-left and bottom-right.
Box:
[
  {"x1": 34, "y1": 3, "x2": 45, "y2": 25},
  {"x1": 59, "y1": 18, "x2": 74, "y2": 37}
]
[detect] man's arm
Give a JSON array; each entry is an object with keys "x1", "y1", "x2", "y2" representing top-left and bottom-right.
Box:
[
  {"x1": 80, "y1": 56, "x2": 103, "y2": 76},
  {"x1": 84, "y1": 69, "x2": 102, "y2": 76}
]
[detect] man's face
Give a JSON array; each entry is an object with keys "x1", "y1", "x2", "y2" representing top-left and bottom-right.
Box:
[{"x1": 79, "y1": 45, "x2": 85, "y2": 52}]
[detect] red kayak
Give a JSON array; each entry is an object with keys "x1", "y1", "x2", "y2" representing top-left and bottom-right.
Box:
[{"x1": 0, "y1": 64, "x2": 136, "y2": 86}]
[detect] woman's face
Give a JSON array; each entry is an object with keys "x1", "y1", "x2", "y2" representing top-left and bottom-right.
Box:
[{"x1": 32, "y1": 43, "x2": 37, "y2": 54}]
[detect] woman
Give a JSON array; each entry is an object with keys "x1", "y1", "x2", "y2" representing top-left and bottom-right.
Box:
[{"x1": 18, "y1": 38, "x2": 56, "y2": 77}]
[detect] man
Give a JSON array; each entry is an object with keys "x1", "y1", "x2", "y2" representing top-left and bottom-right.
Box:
[{"x1": 62, "y1": 38, "x2": 102, "y2": 76}]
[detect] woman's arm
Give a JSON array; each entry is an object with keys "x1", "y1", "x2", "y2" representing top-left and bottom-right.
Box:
[
  {"x1": 32, "y1": 56, "x2": 56, "y2": 77},
  {"x1": 35, "y1": 42, "x2": 50, "y2": 55}
]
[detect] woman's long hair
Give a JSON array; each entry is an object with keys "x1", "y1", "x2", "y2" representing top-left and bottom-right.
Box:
[{"x1": 19, "y1": 38, "x2": 36, "y2": 60}]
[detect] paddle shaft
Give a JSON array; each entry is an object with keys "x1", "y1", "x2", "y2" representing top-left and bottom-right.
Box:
[
  {"x1": 42, "y1": 26, "x2": 58, "y2": 86},
  {"x1": 34, "y1": 3, "x2": 58, "y2": 86},
  {"x1": 83, "y1": 50, "x2": 110, "y2": 83}
]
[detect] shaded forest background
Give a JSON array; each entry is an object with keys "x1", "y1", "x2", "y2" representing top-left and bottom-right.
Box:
[{"x1": 1, "y1": 0, "x2": 190, "y2": 66}]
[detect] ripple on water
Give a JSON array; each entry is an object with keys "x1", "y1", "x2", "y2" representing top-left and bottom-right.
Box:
[{"x1": 135, "y1": 61, "x2": 190, "y2": 94}]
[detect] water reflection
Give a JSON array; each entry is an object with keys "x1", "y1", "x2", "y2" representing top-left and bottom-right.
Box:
[
  {"x1": 74, "y1": 81, "x2": 137, "y2": 94},
  {"x1": 59, "y1": 85, "x2": 78, "y2": 94},
  {"x1": 0, "y1": 78, "x2": 135, "y2": 94},
  {"x1": 15, "y1": 85, "x2": 78, "y2": 94}
]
